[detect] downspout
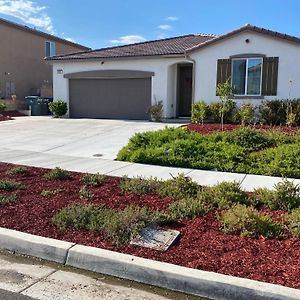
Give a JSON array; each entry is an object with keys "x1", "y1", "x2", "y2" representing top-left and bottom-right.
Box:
[{"x1": 185, "y1": 52, "x2": 196, "y2": 103}]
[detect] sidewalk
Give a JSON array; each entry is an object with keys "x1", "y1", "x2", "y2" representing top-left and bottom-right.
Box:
[
  {"x1": 0, "y1": 147, "x2": 298, "y2": 191},
  {"x1": 0, "y1": 250, "x2": 196, "y2": 300}
]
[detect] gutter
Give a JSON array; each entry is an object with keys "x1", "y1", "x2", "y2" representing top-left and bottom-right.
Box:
[{"x1": 185, "y1": 53, "x2": 196, "y2": 103}]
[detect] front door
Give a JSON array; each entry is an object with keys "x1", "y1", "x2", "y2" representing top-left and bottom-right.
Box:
[{"x1": 178, "y1": 65, "x2": 193, "y2": 117}]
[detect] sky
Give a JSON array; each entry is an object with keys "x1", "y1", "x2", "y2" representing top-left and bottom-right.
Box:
[{"x1": 0, "y1": 0, "x2": 299, "y2": 49}]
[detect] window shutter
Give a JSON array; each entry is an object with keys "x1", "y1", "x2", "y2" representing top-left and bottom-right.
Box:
[
  {"x1": 216, "y1": 59, "x2": 231, "y2": 95},
  {"x1": 262, "y1": 57, "x2": 279, "y2": 96}
]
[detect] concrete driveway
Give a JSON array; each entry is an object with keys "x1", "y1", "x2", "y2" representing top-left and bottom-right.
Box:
[{"x1": 0, "y1": 117, "x2": 180, "y2": 160}]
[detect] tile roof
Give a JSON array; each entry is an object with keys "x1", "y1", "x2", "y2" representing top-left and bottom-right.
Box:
[
  {"x1": 186, "y1": 24, "x2": 300, "y2": 52},
  {"x1": 46, "y1": 34, "x2": 216, "y2": 61}
]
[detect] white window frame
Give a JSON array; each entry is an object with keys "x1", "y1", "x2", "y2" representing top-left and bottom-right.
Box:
[
  {"x1": 231, "y1": 57, "x2": 263, "y2": 96},
  {"x1": 45, "y1": 41, "x2": 56, "y2": 57}
]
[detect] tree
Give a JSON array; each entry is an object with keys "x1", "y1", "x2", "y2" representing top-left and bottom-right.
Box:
[{"x1": 216, "y1": 81, "x2": 234, "y2": 130}]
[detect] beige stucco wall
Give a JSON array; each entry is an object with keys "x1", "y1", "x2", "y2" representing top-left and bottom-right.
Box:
[{"x1": 0, "y1": 21, "x2": 87, "y2": 108}]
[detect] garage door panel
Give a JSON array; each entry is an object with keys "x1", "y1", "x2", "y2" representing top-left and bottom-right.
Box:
[{"x1": 69, "y1": 78, "x2": 151, "y2": 119}]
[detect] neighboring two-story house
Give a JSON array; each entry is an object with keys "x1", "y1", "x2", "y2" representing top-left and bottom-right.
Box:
[{"x1": 0, "y1": 18, "x2": 89, "y2": 110}]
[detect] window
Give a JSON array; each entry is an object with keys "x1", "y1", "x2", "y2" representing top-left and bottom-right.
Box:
[
  {"x1": 232, "y1": 58, "x2": 262, "y2": 96},
  {"x1": 45, "y1": 41, "x2": 56, "y2": 57}
]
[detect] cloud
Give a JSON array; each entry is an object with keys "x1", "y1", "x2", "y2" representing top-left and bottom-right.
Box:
[
  {"x1": 157, "y1": 33, "x2": 168, "y2": 39},
  {"x1": 64, "y1": 37, "x2": 75, "y2": 42},
  {"x1": 110, "y1": 35, "x2": 146, "y2": 45},
  {"x1": 0, "y1": 0, "x2": 54, "y2": 33},
  {"x1": 165, "y1": 16, "x2": 178, "y2": 21},
  {"x1": 158, "y1": 24, "x2": 172, "y2": 30}
]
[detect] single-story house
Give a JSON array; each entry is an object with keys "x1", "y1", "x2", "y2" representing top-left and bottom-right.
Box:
[{"x1": 46, "y1": 24, "x2": 300, "y2": 120}]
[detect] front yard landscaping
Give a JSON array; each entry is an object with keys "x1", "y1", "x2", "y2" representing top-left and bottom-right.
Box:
[
  {"x1": 1, "y1": 162, "x2": 300, "y2": 289},
  {"x1": 117, "y1": 126, "x2": 300, "y2": 178}
]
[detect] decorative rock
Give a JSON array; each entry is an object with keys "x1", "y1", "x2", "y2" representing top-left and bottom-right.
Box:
[{"x1": 130, "y1": 226, "x2": 180, "y2": 252}]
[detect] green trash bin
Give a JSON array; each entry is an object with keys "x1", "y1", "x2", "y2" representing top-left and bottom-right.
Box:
[{"x1": 26, "y1": 97, "x2": 49, "y2": 116}]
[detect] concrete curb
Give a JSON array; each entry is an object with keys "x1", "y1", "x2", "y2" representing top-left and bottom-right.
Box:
[
  {"x1": 0, "y1": 227, "x2": 75, "y2": 263},
  {"x1": 0, "y1": 228, "x2": 299, "y2": 300}
]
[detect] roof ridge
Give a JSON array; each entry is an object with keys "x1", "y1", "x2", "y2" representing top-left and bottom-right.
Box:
[
  {"x1": 89, "y1": 33, "x2": 215, "y2": 52},
  {"x1": 186, "y1": 24, "x2": 300, "y2": 53}
]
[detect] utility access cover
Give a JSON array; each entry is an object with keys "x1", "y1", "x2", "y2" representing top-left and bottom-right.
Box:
[{"x1": 130, "y1": 226, "x2": 180, "y2": 252}]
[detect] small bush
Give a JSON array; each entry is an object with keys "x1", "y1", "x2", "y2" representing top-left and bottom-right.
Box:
[
  {"x1": 104, "y1": 206, "x2": 159, "y2": 245},
  {"x1": 255, "y1": 179, "x2": 300, "y2": 211},
  {"x1": 0, "y1": 103, "x2": 6, "y2": 113},
  {"x1": 82, "y1": 173, "x2": 106, "y2": 186},
  {"x1": 53, "y1": 204, "x2": 102, "y2": 230},
  {"x1": 191, "y1": 101, "x2": 208, "y2": 124},
  {"x1": 224, "y1": 127, "x2": 275, "y2": 151},
  {"x1": 49, "y1": 100, "x2": 68, "y2": 118},
  {"x1": 207, "y1": 181, "x2": 249, "y2": 208},
  {"x1": 239, "y1": 103, "x2": 255, "y2": 125},
  {"x1": 53, "y1": 204, "x2": 162, "y2": 246},
  {"x1": 147, "y1": 101, "x2": 163, "y2": 122},
  {"x1": 207, "y1": 100, "x2": 236, "y2": 123},
  {"x1": 0, "y1": 194, "x2": 17, "y2": 205},
  {"x1": 286, "y1": 208, "x2": 300, "y2": 237},
  {"x1": 44, "y1": 167, "x2": 71, "y2": 180},
  {"x1": 120, "y1": 176, "x2": 161, "y2": 195},
  {"x1": 0, "y1": 180, "x2": 24, "y2": 191},
  {"x1": 168, "y1": 197, "x2": 210, "y2": 220},
  {"x1": 259, "y1": 100, "x2": 286, "y2": 125},
  {"x1": 159, "y1": 174, "x2": 199, "y2": 200},
  {"x1": 79, "y1": 186, "x2": 94, "y2": 199},
  {"x1": 7, "y1": 166, "x2": 28, "y2": 176},
  {"x1": 219, "y1": 204, "x2": 283, "y2": 238},
  {"x1": 40, "y1": 189, "x2": 64, "y2": 197}
]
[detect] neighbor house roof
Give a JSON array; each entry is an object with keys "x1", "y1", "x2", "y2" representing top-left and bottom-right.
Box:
[
  {"x1": 186, "y1": 24, "x2": 300, "y2": 52},
  {"x1": 45, "y1": 34, "x2": 216, "y2": 61},
  {"x1": 0, "y1": 18, "x2": 90, "y2": 50}
]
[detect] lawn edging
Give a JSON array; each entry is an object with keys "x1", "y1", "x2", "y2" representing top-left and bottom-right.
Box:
[{"x1": 0, "y1": 227, "x2": 299, "y2": 300}]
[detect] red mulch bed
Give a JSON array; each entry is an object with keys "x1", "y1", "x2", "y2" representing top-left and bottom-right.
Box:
[
  {"x1": 186, "y1": 123, "x2": 300, "y2": 134},
  {"x1": 0, "y1": 162, "x2": 300, "y2": 289},
  {"x1": 0, "y1": 111, "x2": 26, "y2": 122}
]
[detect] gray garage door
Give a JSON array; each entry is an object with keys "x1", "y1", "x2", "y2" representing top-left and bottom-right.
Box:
[{"x1": 69, "y1": 77, "x2": 151, "y2": 119}]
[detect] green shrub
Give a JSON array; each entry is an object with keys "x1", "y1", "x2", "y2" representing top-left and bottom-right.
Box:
[
  {"x1": 0, "y1": 180, "x2": 24, "y2": 191},
  {"x1": 259, "y1": 100, "x2": 286, "y2": 125},
  {"x1": 207, "y1": 100, "x2": 236, "y2": 123},
  {"x1": 53, "y1": 204, "x2": 102, "y2": 230},
  {"x1": 168, "y1": 197, "x2": 210, "y2": 220},
  {"x1": 286, "y1": 208, "x2": 300, "y2": 237},
  {"x1": 0, "y1": 194, "x2": 17, "y2": 205},
  {"x1": 79, "y1": 186, "x2": 94, "y2": 199},
  {"x1": 120, "y1": 176, "x2": 161, "y2": 195},
  {"x1": 239, "y1": 103, "x2": 255, "y2": 125},
  {"x1": 191, "y1": 101, "x2": 208, "y2": 124},
  {"x1": 53, "y1": 204, "x2": 162, "y2": 246},
  {"x1": 159, "y1": 174, "x2": 199, "y2": 200},
  {"x1": 40, "y1": 189, "x2": 64, "y2": 197},
  {"x1": 207, "y1": 181, "x2": 249, "y2": 208},
  {"x1": 7, "y1": 166, "x2": 28, "y2": 176},
  {"x1": 44, "y1": 167, "x2": 71, "y2": 180},
  {"x1": 251, "y1": 144, "x2": 300, "y2": 178},
  {"x1": 219, "y1": 204, "x2": 283, "y2": 238},
  {"x1": 104, "y1": 206, "x2": 159, "y2": 245},
  {"x1": 0, "y1": 103, "x2": 6, "y2": 113},
  {"x1": 82, "y1": 173, "x2": 106, "y2": 186},
  {"x1": 49, "y1": 100, "x2": 68, "y2": 118},
  {"x1": 117, "y1": 126, "x2": 300, "y2": 178},
  {"x1": 255, "y1": 179, "x2": 300, "y2": 210},
  {"x1": 224, "y1": 127, "x2": 276, "y2": 151}
]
